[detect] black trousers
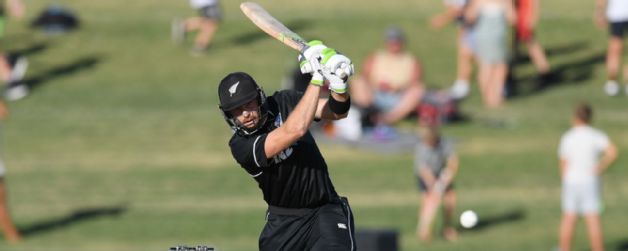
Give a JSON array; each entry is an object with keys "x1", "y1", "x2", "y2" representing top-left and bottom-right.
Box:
[{"x1": 259, "y1": 197, "x2": 356, "y2": 251}]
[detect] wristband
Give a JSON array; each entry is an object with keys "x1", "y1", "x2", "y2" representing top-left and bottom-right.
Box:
[{"x1": 328, "y1": 95, "x2": 351, "y2": 115}]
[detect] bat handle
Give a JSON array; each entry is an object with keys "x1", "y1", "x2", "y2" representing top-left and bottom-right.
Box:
[{"x1": 299, "y1": 44, "x2": 310, "y2": 54}]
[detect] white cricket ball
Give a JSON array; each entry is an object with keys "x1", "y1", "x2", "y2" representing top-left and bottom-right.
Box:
[{"x1": 460, "y1": 210, "x2": 478, "y2": 229}]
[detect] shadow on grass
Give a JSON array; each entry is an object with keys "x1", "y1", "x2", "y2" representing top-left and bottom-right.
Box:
[
  {"x1": 8, "y1": 42, "x2": 50, "y2": 58},
  {"x1": 460, "y1": 208, "x2": 525, "y2": 232},
  {"x1": 506, "y1": 48, "x2": 605, "y2": 98},
  {"x1": 23, "y1": 55, "x2": 102, "y2": 91},
  {"x1": 19, "y1": 205, "x2": 127, "y2": 237},
  {"x1": 615, "y1": 239, "x2": 628, "y2": 251},
  {"x1": 511, "y1": 41, "x2": 589, "y2": 65},
  {"x1": 229, "y1": 19, "x2": 312, "y2": 47}
]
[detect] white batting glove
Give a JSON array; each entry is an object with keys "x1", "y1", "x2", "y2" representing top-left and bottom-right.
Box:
[
  {"x1": 308, "y1": 57, "x2": 325, "y2": 86},
  {"x1": 323, "y1": 53, "x2": 354, "y2": 80},
  {"x1": 299, "y1": 40, "x2": 327, "y2": 74},
  {"x1": 319, "y1": 48, "x2": 353, "y2": 94}
]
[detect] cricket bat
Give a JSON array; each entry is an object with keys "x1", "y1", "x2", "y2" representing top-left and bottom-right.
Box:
[{"x1": 240, "y1": 2, "x2": 308, "y2": 52}]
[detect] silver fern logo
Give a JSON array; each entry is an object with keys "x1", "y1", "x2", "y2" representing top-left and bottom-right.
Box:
[{"x1": 228, "y1": 81, "x2": 240, "y2": 97}]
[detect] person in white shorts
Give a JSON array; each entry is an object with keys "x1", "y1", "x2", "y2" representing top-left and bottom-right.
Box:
[
  {"x1": 558, "y1": 103, "x2": 618, "y2": 251},
  {"x1": 0, "y1": 100, "x2": 20, "y2": 243}
]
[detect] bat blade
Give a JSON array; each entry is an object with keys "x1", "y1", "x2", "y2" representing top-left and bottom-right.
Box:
[{"x1": 240, "y1": 2, "x2": 308, "y2": 52}]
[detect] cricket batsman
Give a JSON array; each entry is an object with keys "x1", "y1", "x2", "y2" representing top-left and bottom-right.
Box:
[{"x1": 217, "y1": 41, "x2": 356, "y2": 250}]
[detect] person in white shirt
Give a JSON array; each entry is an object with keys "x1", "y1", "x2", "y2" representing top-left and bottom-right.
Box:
[
  {"x1": 595, "y1": 0, "x2": 628, "y2": 96},
  {"x1": 558, "y1": 103, "x2": 618, "y2": 251},
  {"x1": 172, "y1": 0, "x2": 222, "y2": 55}
]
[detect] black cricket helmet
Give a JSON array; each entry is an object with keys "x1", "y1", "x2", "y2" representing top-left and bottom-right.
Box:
[{"x1": 218, "y1": 72, "x2": 269, "y2": 135}]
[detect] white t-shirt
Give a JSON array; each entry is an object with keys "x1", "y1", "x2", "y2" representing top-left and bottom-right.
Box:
[
  {"x1": 558, "y1": 126, "x2": 609, "y2": 184},
  {"x1": 607, "y1": 0, "x2": 628, "y2": 22},
  {"x1": 189, "y1": 0, "x2": 218, "y2": 9},
  {"x1": 444, "y1": 0, "x2": 467, "y2": 8}
]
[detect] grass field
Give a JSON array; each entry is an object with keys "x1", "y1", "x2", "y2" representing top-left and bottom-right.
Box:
[{"x1": 0, "y1": 0, "x2": 627, "y2": 250}]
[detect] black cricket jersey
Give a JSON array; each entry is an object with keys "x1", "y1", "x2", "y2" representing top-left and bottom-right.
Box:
[{"x1": 229, "y1": 90, "x2": 339, "y2": 209}]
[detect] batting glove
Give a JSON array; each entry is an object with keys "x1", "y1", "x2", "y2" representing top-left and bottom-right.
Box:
[
  {"x1": 322, "y1": 51, "x2": 354, "y2": 80},
  {"x1": 307, "y1": 57, "x2": 325, "y2": 86},
  {"x1": 299, "y1": 40, "x2": 327, "y2": 74},
  {"x1": 320, "y1": 48, "x2": 353, "y2": 94}
]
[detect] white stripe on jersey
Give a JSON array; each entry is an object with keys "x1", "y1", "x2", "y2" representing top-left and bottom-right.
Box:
[{"x1": 253, "y1": 135, "x2": 262, "y2": 168}]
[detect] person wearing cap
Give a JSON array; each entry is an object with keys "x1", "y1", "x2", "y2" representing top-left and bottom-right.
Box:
[
  {"x1": 414, "y1": 125, "x2": 459, "y2": 242},
  {"x1": 350, "y1": 27, "x2": 425, "y2": 134},
  {"x1": 217, "y1": 42, "x2": 356, "y2": 250}
]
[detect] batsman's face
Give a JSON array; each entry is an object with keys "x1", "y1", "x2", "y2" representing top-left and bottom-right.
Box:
[{"x1": 229, "y1": 99, "x2": 260, "y2": 129}]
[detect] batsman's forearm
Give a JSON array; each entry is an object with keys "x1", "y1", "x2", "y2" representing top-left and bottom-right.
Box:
[
  {"x1": 330, "y1": 91, "x2": 348, "y2": 103},
  {"x1": 283, "y1": 84, "x2": 322, "y2": 136}
]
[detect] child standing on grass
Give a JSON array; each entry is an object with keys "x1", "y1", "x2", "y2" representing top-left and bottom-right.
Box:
[
  {"x1": 415, "y1": 125, "x2": 459, "y2": 242},
  {"x1": 558, "y1": 103, "x2": 618, "y2": 251}
]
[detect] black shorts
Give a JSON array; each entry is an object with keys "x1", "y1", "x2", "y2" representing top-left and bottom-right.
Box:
[
  {"x1": 260, "y1": 197, "x2": 356, "y2": 251},
  {"x1": 609, "y1": 21, "x2": 628, "y2": 38},
  {"x1": 416, "y1": 177, "x2": 454, "y2": 193},
  {"x1": 197, "y1": 3, "x2": 222, "y2": 21}
]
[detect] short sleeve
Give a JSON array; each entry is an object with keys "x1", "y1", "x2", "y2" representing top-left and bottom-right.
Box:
[
  {"x1": 558, "y1": 134, "x2": 567, "y2": 157},
  {"x1": 415, "y1": 142, "x2": 429, "y2": 170},
  {"x1": 441, "y1": 138, "x2": 455, "y2": 158},
  {"x1": 595, "y1": 131, "x2": 610, "y2": 151},
  {"x1": 444, "y1": 0, "x2": 466, "y2": 8},
  {"x1": 229, "y1": 133, "x2": 271, "y2": 175}
]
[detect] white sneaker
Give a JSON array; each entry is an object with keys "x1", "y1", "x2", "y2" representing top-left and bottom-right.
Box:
[
  {"x1": 450, "y1": 79, "x2": 470, "y2": 99},
  {"x1": 10, "y1": 57, "x2": 28, "y2": 82},
  {"x1": 171, "y1": 18, "x2": 185, "y2": 44},
  {"x1": 604, "y1": 80, "x2": 619, "y2": 96},
  {"x1": 5, "y1": 84, "x2": 29, "y2": 101}
]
